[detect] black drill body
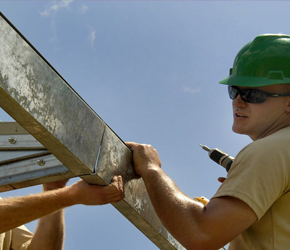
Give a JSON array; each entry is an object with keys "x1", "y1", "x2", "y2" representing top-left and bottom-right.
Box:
[{"x1": 200, "y1": 144, "x2": 234, "y2": 172}]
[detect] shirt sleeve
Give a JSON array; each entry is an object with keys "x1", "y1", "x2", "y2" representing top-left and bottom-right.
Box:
[
  {"x1": 11, "y1": 225, "x2": 33, "y2": 250},
  {"x1": 212, "y1": 138, "x2": 290, "y2": 220}
]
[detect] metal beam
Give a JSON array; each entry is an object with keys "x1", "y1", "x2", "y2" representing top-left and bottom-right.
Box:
[
  {"x1": 0, "y1": 13, "x2": 105, "y2": 177},
  {"x1": 0, "y1": 153, "x2": 75, "y2": 192},
  {"x1": 0, "y1": 12, "x2": 185, "y2": 249}
]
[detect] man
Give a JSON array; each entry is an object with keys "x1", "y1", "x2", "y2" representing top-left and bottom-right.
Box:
[
  {"x1": 127, "y1": 34, "x2": 290, "y2": 249},
  {"x1": 0, "y1": 176, "x2": 124, "y2": 250}
]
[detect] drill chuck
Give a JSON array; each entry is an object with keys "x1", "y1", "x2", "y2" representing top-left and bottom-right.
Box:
[{"x1": 200, "y1": 144, "x2": 234, "y2": 172}]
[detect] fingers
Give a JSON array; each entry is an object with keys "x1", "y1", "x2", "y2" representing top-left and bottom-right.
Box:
[
  {"x1": 126, "y1": 142, "x2": 160, "y2": 160},
  {"x1": 126, "y1": 142, "x2": 141, "y2": 151},
  {"x1": 126, "y1": 141, "x2": 135, "y2": 149},
  {"x1": 126, "y1": 142, "x2": 161, "y2": 177},
  {"x1": 43, "y1": 179, "x2": 69, "y2": 191},
  {"x1": 109, "y1": 175, "x2": 125, "y2": 202},
  {"x1": 70, "y1": 176, "x2": 125, "y2": 205},
  {"x1": 93, "y1": 177, "x2": 124, "y2": 204},
  {"x1": 126, "y1": 142, "x2": 155, "y2": 151}
]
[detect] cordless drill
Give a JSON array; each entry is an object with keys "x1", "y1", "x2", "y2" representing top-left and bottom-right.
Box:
[{"x1": 200, "y1": 144, "x2": 234, "y2": 172}]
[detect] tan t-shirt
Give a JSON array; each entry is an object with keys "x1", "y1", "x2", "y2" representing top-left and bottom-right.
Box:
[
  {"x1": 0, "y1": 225, "x2": 32, "y2": 250},
  {"x1": 213, "y1": 126, "x2": 290, "y2": 249}
]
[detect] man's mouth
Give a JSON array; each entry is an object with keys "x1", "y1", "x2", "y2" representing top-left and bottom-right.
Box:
[{"x1": 235, "y1": 113, "x2": 248, "y2": 118}]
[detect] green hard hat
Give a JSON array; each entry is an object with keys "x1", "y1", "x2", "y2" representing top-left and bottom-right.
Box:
[{"x1": 219, "y1": 34, "x2": 290, "y2": 87}]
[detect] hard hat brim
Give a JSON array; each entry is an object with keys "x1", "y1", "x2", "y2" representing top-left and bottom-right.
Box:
[{"x1": 219, "y1": 75, "x2": 290, "y2": 87}]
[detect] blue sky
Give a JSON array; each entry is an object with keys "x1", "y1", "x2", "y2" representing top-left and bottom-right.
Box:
[{"x1": 0, "y1": 1, "x2": 290, "y2": 249}]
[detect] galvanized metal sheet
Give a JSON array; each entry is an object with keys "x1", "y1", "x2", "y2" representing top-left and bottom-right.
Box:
[
  {"x1": 0, "y1": 154, "x2": 74, "y2": 192},
  {"x1": 0, "y1": 13, "x2": 105, "y2": 176},
  {"x1": 0, "y1": 150, "x2": 49, "y2": 165},
  {"x1": 0, "y1": 134, "x2": 45, "y2": 149}
]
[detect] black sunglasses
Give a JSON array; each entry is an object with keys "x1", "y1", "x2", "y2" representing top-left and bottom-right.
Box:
[{"x1": 228, "y1": 86, "x2": 290, "y2": 103}]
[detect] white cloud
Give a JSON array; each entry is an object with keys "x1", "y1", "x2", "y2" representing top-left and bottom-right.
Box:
[
  {"x1": 40, "y1": 0, "x2": 74, "y2": 43},
  {"x1": 183, "y1": 86, "x2": 201, "y2": 94},
  {"x1": 40, "y1": 0, "x2": 73, "y2": 16},
  {"x1": 80, "y1": 4, "x2": 89, "y2": 15},
  {"x1": 48, "y1": 16, "x2": 57, "y2": 43},
  {"x1": 88, "y1": 29, "x2": 96, "y2": 47}
]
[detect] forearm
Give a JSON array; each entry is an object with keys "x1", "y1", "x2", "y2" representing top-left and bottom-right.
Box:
[
  {"x1": 29, "y1": 210, "x2": 65, "y2": 250},
  {"x1": 0, "y1": 177, "x2": 124, "y2": 234},
  {"x1": 0, "y1": 187, "x2": 74, "y2": 234},
  {"x1": 140, "y1": 167, "x2": 207, "y2": 249}
]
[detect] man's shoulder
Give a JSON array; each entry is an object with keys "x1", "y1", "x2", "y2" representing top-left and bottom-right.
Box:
[
  {"x1": 247, "y1": 126, "x2": 290, "y2": 150},
  {"x1": 235, "y1": 127, "x2": 290, "y2": 161}
]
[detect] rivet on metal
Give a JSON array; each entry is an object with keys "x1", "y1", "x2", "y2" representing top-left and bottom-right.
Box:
[
  {"x1": 8, "y1": 137, "x2": 17, "y2": 144},
  {"x1": 37, "y1": 160, "x2": 45, "y2": 166}
]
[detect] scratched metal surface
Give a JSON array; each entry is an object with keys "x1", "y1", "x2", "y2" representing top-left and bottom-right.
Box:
[
  {"x1": 95, "y1": 126, "x2": 137, "y2": 184},
  {"x1": 0, "y1": 13, "x2": 105, "y2": 176}
]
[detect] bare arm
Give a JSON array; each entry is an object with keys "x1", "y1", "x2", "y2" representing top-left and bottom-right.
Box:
[
  {"x1": 29, "y1": 210, "x2": 65, "y2": 250},
  {"x1": 29, "y1": 180, "x2": 68, "y2": 250},
  {"x1": 0, "y1": 176, "x2": 124, "y2": 235},
  {"x1": 127, "y1": 142, "x2": 257, "y2": 250}
]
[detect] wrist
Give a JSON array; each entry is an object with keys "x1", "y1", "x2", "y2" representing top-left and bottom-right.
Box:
[
  {"x1": 44, "y1": 186, "x2": 77, "y2": 208},
  {"x1": 138, "y1": 164, "x2": 162, "y2": 179}
]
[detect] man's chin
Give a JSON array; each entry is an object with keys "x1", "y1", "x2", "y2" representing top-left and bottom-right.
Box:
[{"x1": 232, "y1": 126, "x2": 246, "y2": 135}]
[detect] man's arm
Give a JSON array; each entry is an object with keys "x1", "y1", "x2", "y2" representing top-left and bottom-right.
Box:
[
  {"x1": 0, "y1": 176, "x2": 124, "y2": 235},
  {"x1": 28, "y1": 180, "x2": 68, "y2": 250},
  {"x1": 29, "y1": 209, "x2": 65, "y2": 250},
  {"x1": 127, "y1": 142, "x2": 257, "y2": 250}
]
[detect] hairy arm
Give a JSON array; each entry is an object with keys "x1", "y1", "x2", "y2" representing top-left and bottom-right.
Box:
[
  {"x1": 0, "y1": 187, "x2": 72, "y2": 234},
  {"x1": 28, "y1": 180, "x2": 68, "y2": 250},
  {"x1": 127, "y1": 142, "x2": 257, "y2": 250},
  {"x1": 29, "y1": 209, "x2": 65, "y2": 250},
  {"x1": 0, "y1": 176, "x2": 124, "y2": 235}
]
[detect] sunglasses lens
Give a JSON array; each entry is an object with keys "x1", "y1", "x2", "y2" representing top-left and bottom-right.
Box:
[
  {"x1": 244, "y1": 89, "x2": 267, "y2": 103},
  {"x1": 228, "y1": 86, "x2": 238, "y2": 100},
  {"x1": 228, "y1": 86, "x2": 267, "y2": 103}
]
